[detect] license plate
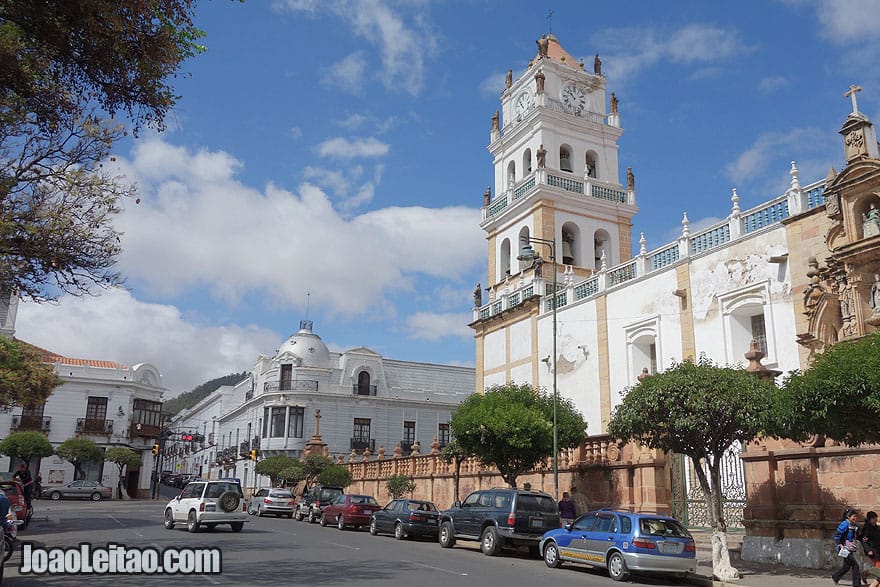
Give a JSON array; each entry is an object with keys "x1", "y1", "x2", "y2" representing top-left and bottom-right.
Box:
[
  {"x1": 659, "y1": 542, "x2": 681, "y2": 554},
  {"x1": 530, "y1": 518, "x2": 543, "y2": 528}
]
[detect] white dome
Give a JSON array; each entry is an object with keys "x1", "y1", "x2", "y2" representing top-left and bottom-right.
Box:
[{"x1": 276, "y1": 320, "x2": 330, "y2": 368}]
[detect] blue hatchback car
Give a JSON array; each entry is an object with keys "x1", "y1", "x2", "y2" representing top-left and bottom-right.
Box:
[{"x1": 539, "y1": 509, "x2": 696, "y2": 582}]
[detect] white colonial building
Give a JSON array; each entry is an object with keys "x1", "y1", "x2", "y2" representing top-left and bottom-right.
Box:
[{"x1": 169, "y1": 320, "x2": 474, "y2": 490}]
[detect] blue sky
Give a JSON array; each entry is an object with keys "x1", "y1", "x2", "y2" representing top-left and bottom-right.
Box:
[{"x1": 14, "y1": 0, "x2": 880, "y2": 395}]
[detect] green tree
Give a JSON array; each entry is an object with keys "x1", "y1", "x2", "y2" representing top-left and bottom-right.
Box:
[
  {"x1": 316, "y1": 464, "x2": 352, "y2": 489},
  {"x1": 778, "y1": 331, "x2": 880, "y2": 445},
  {"x1": 0, "y1": 1, "x2": 209, "y2": 301},
  {"x1": 0, "y1": 338, "x2": 62, "y2": 407},
  {"x1": 279, "y1": 462, "x2": 305, "y2": 487},
  {"x1": 439, "y1": 439, "x2": 470, "y2": 504},
  {"x1": 105, "y1": 447, "x2": 141, "y2": 500},
  {"x1": 607, "y1": 357, "x2": 774, "y2": 582},
  {"x1": 301, "y1": 455, "x2": 333, "y2": 486},
  {"x1": 55, "y1": 437, "x2": 104, "y2": 480},
  {"x1": 0, "y1": 430, "x2": 53, "y2": 468},
  {"x1": 386, "y1": 474, "x2": 416, "y2": 500},
  {"x1": 255, "y1": 454, "x2": 297, "y2": 488},
  {"x1": 450, "y1": 382, "x2": 587, "y2": 489}
]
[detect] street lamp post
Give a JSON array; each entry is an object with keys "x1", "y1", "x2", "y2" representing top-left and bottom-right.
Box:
[{"x1": 517, "y1": 237, "x2": 558, "y2": 500}]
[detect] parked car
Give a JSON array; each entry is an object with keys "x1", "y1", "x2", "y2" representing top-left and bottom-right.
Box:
[
  {"x1": 320, "y1": 494, "x2": 380, "y2": 530},
  {"x1": 294, "y1": 486, "x2": 343, "y2": 523},
  {"x1": 248, "y1": 488, "x2": 295, "y2": 518},
  {"x1": 160, "y1": 471, "x2": 175, "y2": 485},
  {"x1": 369, "y1": 499, "x2": 439, "y2": 540},
  {"x1": 163, "y1": 480, "x2": 247, "y2": 533},
  {"x1": 539, "y1": 509, "x2": 696, "y2": 582},
  {"x1": 0, "y1": 480, "x2": 32, "y2": 528},
  {"x1": 438, "y1": 488, "x2": 560, "y2": 557},
  {"x1": 43, "y1": 480, "x2": 112, "y2": 501}
]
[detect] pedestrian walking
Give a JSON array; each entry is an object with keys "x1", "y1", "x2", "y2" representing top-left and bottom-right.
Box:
[
  {"x1": 833, "y1": 508, "x2": 861, "y2": 586},
  {"x1": 558, "y1": 491, "x2": 577, "y2": 525},
  {"x1": 860, "y1": 511, "x2": 880, "y2": 585}
]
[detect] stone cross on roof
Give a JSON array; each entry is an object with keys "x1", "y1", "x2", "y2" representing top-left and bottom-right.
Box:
[{"x1": 845, "y1": 84, "x2": 862, "y2": 115}]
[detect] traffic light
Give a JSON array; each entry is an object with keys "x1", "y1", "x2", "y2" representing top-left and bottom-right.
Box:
[
  {"x1": 181, "y1": 433, "x2": 194, "y2": 441},
  {"x1": 152, "y1": 443, "x2": 159, "y2": 456},
  {"x1": 249, "y1": 450, "x2": 257, "y2": 461}
]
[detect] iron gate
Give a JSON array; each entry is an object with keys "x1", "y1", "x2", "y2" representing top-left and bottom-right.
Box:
[{"x1": 669, "y1": 441, "x2": 746, "y2": 529}]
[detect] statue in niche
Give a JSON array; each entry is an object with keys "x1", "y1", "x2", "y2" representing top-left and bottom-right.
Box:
[
  {"x1": 803, "y1": 257, "x2": 825, "y2": 313},
  {"x1": 862, "y1": 201, "x2": 880, "y2": 238},
  {"x1": 534, "y1": 69, "x2": 545, "y2": 94},
  {"x1": 483, "y1": 185, "x2": 491, "y2": 207},
  {"x1": 610, "y1": 92, "x2": 618, "y2": 114},
  {"x1": 491, "y1": 110, "x2": 499, "y2": 132},
  {"x1": 536, "y1": 35, "x2": 549, "y2": 58},
  {"x1": 626, "y1": 167, "x2": 635, "y2": 191},
  {"x1": 594, "y1": 53, "x2": 602, "y2": 75},
  {"x1": 870, "y1": 275, "x2": 880, "y2": 315},
  {"x1": 473, "y1": 283, "x2": 482, "y2": 308},
  {"x1": 505, "y1": 69, "x2": 513, "y2": 89},
  {"x1": 536, "y1": 144, "x2": 547, "y2": 168}
]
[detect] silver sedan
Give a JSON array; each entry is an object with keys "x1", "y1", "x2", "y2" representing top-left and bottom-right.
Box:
[{"x1": 44, "y1": 480, "x2": 113, "y2": 501}]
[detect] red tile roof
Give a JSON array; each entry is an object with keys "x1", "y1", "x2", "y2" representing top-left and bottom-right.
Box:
[{"x1": 16, "y1": 339, "x2": 128, "y2": 370}]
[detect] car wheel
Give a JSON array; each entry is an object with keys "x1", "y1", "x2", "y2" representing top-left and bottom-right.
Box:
[
  {"x1": 480, "y1": 526, "x2": 503, "y2": 556},
  {"x1": 369, "y1": 519, "x2": 378, "y2": 536},
  {"x1": 257, "y1": 505, "x2": 264, "y2": 517},
  {"x1": 543, "y1": 542, "x2": 562, "y2": 568},
  {"x1": 187, "y1": 510, "x2": 200, "y2": 533},
  {"x1": 320, "y1": 513, "x2": 328, "y2": 527},
  {"x1": 607, "y1": 551, "x2": 629, "y2": 582},
  {"x1": 394, "y1": 522, "x2": 406, "y2": 540},
  {"x1": 90, "y1": 492, "x2": 102, "y2": 501},
  {"x1": 295, "y1": 509, "x2": 304, "y2": 521},
  {"x1": 50, "y1": 491, "x2": 61, "y2": 501},
  {"x1": 163, "y1": 509, "x2": 175, "y2": 530},
  {"x1": 439, "y1": 521, "x2": 455, "y2": 548},
  {"x1": 309, "y1": 510, "x2": 318, "y2": 524},
  {"x1": 230, "y1": 522, "x2": 244, "y2": 533},
  {"x1": 337, "y1": 515, "x2": 345, "y2": 530},
  {"x1": 3, "y1": 537, "x2": 13, "y2": 563}
]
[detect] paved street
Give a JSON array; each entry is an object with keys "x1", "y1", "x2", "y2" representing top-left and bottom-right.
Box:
[{"x1": 3, "y1": 495, "x2": 695, "y2": 587}]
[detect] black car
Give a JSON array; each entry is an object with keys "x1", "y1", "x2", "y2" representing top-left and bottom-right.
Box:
[
  {"x1": 294, "y1": 486, "x2": 343, "y2": 523},
  {"x1": 369, "y1": 499, "x2": 440, "y2": 540},
  {"x1": 438, "y1": 488, "x2": 560, "y2": 557}
]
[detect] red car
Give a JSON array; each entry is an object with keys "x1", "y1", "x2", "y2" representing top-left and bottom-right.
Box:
[
  {"x1": 0, "y1": 480, "x2": 32, "y2": 529},
  {"x1": 319, "y1": 494, "x2": 380, "y2": 530}
]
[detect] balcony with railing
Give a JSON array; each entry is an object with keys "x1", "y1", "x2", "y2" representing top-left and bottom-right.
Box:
[
  {"x1": 76, "y1": 418, "x2": 113, "y2": 435},
  {"x1": 13, "y1": 415, "x2": 50, "y2": 432},
  {"x1": 474, "y1": 175, "x2": 826, "y2": 324},
  {"x1": 129, "y1": 421, "x2": 160, "y2": 439},
  {"x1": 263, "y1": 380, "x2": 319, "y2": 393},
  {"x1": 350, "y1": 437, "x2": 375, "y2": 452},
  {"x1": 239, "y1": 441, "x2": 251, "y2": 457},
  {"x1": 351, "y1": 384, "x2": 377, "y2": 396}
]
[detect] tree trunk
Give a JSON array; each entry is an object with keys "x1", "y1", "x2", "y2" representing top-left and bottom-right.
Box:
[
  {"x1": 117, "y1": 464, "x2": 130, "y2": 500},
  {"x1": 705, "y1": 456, "x2": 739, "y2": 581},
  {"x1": 453, "y1": 458, "x2": 461, "y2": 504}
]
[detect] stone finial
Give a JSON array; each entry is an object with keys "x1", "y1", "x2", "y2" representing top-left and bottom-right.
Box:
[
  {"x1": 337, "y1": 453, "x2": 345, "y2": 464},
  {"x1": 410, "y1": 440, "x2": 421, "y2": 455},
  {"x1": 637, "y1": 367, "x2": 651, "y2": 382},
  {"x1": 377, "y1": 445, "x2": 386, "y2": 459},
  {"x1": 681, "y1": 212, "x2": 690, "y2": 237},
  {"x1": 349, "y1": 448, "x2": 357, "y2": 462},
  {"x1": 744, "y1": 339, "x2": 782, "y2": 380},
  {"x1": 430, "y1": 437, "x2": 440, "y2": 454},
  {"x1": 393, "y1": 443, "x2": 403, "y2": 458},
  {"x1": 789, "y1": 161, "x2": 801, "y2": 191},
  {"x1": 363, "y1": 447, "x2": 371, "y2": 460},
  {"x1": 825, "y1": 166, "x2": 838, "y2": 186},
  {"x1": 600, "y1": 251, "x2": 607, "y2": 272},
  {"x1": 639, "y1": 232, "x2": 646, "y2": 256},
  {"x1": 731, "y1": 188, "x2": 740, "y2": 214}
]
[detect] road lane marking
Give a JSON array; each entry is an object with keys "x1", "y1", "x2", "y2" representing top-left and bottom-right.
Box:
[
  {"x1": 107, "y1": 513, "x2": 144, "y2": 537},
  {"x1": 401, "y1": 560, "x2": 469, "y2": 576},
  {"x1": 325, "y1": 541, "x2": 360, "y2": 550}
]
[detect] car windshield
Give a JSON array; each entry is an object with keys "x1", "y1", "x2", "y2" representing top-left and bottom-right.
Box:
[
  {"x1": 269, "y1": 491, "x2": 292, "y2": 498},
  {"x1": 640, "y1": 517, "x2": 690, "y2": 538},
  {"x1": 205, "y1": 483, "x2": 242, "y2": 498},
  {"x1": 349, "y1": 495, "x2": 378, "y2": 505},
  {"x1": 0, "y1": 484, "x2": 19, "y2": 496},
  {"x1": 515, "y1": 494, "x2": 557, "y2": 514}
]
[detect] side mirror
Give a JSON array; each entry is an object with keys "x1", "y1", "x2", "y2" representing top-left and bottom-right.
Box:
[
  {"x1": 453, "y1": 500, "x2": 461, "y2": 508},
  {"x1": 565, "y1": 522, "x2": 573, "y2": 531},
  {"x1": 175, "y1": 494, "x2": 182, "y2": 501}
]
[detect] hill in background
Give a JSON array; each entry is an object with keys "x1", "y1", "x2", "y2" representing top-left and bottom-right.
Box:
[{"x1": 163, "y1": 372, "x2": 249, "y2": 416}]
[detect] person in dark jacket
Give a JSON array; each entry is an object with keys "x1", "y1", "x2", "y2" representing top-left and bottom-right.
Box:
[
  {"x1": 833, "y1": 508, "x2": 861, "y2": 587},
  {"x1": 860, "y1": 511, "x2": 880, "y2": 586},
  {"x1": 558, "y1": 491, "x2": 577, "y2": 524}
]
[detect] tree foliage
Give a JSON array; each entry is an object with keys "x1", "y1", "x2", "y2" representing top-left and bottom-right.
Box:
[
  {"x1": 255, "y1": 454, "x2": 297, "y2": 488},
  {"x1": 0, "y1": 337, "x2": 62, "y2": 406},
  {"x1": 778, "y1": 331, "x2": 880, "y2": 446},
  {"x1": 439, "y1": 439, "x2": 470, "y2": 504},
  {"x1": 386, "y1": 474, "x2": 416, "y2": 500},
  {"x1": 0, "y1": 430, "x2": 53, "y2": 467},
  {"x1": 0, "y1": 1, "x2": 208, "y2": 301},
  {"x1": 316, "y1": 464, "x2": 352, "y2": 489},
  {"x1": 301, "y1": 455, "x2": 333, "y2": 486},
  {"x1": 607, "y1": 357, "x2": 775, "y2": 580},
  {"x1": 450, "y1": 382, "x2": 587, "y2": 489},
  {"x1": 55, "y1": 437, "x2": 104, "y2": 480},
  {"x1": 279, "y1": 462, "x2": 305, "y2": 486},
  {"x1": 105, "y1": 447, "x2": 141, "y2": 498}
]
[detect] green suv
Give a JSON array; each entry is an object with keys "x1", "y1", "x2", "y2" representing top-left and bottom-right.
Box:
[{"x1": 438, "y1": 488, "x2": 560, "y2": 557}]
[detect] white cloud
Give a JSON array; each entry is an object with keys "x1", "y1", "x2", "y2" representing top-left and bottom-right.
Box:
[
  {"x1": 316, "y1": 137, "x2": 389, "y2": 158},
  {"x1": 276, "y1": 0, "x2": 437, "y2": 95},
  {"x1": 816, "y1": 0, "x2": 880, "y2": 43},
  {"x1": 336, "y1": 113, "x2": 368, "y2": 130},
  {"x1": 722, "y1": 128, "x2": 825, "y2": 183},
  {"x1": 15, "y1": 289, "x2": 279, "y2": 394},
  {"x1": 403, "y1": 311, "x2": 473, "y2": 341},
  {"x1": 110, "y1": 137, "x2": 483, "y2": 316},
  {"x1": 594, "y1": 24, "x2": 755, "y2": 85},
  {"x1": 321, "y1": 51, "x2": 367, "y2": 93},
  {"x1": 479, "y1": 72, "x2": 507, "y2": 98},
  {"x1": 758, "y1": 76, "x2": 789, "y2": 93},
  {"x1": 290, "y1": 126, "x2": 303, "y2": 139}
]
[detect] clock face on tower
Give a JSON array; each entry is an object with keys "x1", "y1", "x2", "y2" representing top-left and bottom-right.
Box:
[
  {"x1": 561, "y1": 83, "x2": 587, "y2": 114},
  {"x1": 515, "y1": 91, "x2": 533, "y2": 119}
]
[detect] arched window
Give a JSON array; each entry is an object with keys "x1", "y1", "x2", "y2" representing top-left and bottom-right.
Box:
[
  {"x1": 594, "y1": 229, "x2": 610, "y2": 270},
  {"x1": 356, "y1": 371, "x2": 372, "y2": 396},
  {"x1": 561, "y1": 222, "x2": 580, "y2": 266},
  {"x1": 523, "y1": 149, "x2": 533, "y2": 174},
  {"x1": 518, "y1": 226, "x2": 531, "y2": 271},
  {"x1": 500, "y1": 238, "x2": 511, "y2": 277},
  {"x1": 559, "y1": 145, "x2": 573, "y2": 173},
  {"x1": 507, "y1": 161, "x2": 516, "y2": 189},
  {"x1": 585, "y1": 151, "x2": 598, "y2": 179},
  {"x1": 718, "y1": 283, "x2": 777, "y2": 366}
]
